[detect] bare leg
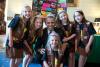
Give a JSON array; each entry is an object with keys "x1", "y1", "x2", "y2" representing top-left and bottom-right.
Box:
[
  {"x1": 26, "y1": 56, "x2": 33, "y2": 67},
  {"x1": 15, "y1": 58, "x2": 22, "y2": 67},
  {"x1": 10, "y1": 59, "x2": 15, "y2": 67},
  {"x1": 22, "y1": 54, "x2": 32, "y2": 67},
  {"x1": 60, "y1": 63, "x2": 63, "y2": 67},
  {"x1": 78, "y1": 55, "x2": 87, "y2": 67},
  {"x1": 22, "y1": 55, "x2": 29, "y2": 67},
  {"x1": 69, "y1": 52, "x2": 75, "y2": 67}
]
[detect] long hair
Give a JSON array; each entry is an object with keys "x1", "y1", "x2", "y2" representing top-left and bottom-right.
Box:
[
  {"x1": 57, "y1": 10, "x2": 70, "y2": 31},
  {"x1": 46, "y1": 31, "x2": 61, "y2": 51},
  {"x1": 30, "y1": 15, "x2": 43, "y2": 37},
  {"x1": 73, "y1": 10, "x2": 88, "y2": 24}
]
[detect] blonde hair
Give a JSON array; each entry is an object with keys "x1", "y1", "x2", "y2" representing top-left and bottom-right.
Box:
[
  {"x1": 29, "y1": 15, "x2": 43, "y2": 37},
  {"x1": 21, "y1": 5, "x2": 32, "y2": 16},
  {"x1": 46, "y1": 31, "x2": 61, "y2": 49}
]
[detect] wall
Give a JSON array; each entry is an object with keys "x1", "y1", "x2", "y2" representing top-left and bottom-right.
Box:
[
  {"x1": 2, "y1": 0, "x2": 100, "y2": 47},
  {"x1": 5, "y1": 0, "x2": 32, "y2": 21},
  {"x1": 5, "y1": 0, "x2": 100, "y2": 22},
  {"x1": 68, "y1": 0, "x2": 100, "y2": 22}
]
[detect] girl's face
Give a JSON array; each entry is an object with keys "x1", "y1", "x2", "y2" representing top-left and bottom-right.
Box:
[
  {"x1": 35, "y1": 18, "x2": 43, "y2": 30},
  {"x1": 23, "y1": 7, "x2": 32, "y2": 19},
  {"x1": 59, "y1": 12, "x2": 67, "y2": 22},
  {"x1": 74, "y1": 12, "x2": 83, "y2": 23},
  {"x1": 50, "y1": 36, "x2": 59, "y2": 49},
  {"x1": 46, "y1": 18, "x2": 55, "y2": 30}
]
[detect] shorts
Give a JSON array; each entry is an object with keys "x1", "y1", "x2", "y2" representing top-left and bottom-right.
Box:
[
  {"x1": 77, "y1": 43, "x2": 93, "y2": 56},
  {"x1": 70, "y1": 44, "x2": 75, "y2": 53},
  {"x1": 6, "y1": 41, "x2": 23, "y2": 58},
  {"x1": 68, "y1": 41, "x2": 75, "y2": 53},
  {"x1": 6, "y1": 46, "x2": 23, "y2": 58}
]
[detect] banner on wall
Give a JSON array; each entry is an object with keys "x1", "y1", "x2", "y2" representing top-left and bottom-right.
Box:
[{"x1": 32, "y1": 0, "x2": 67, "y2": 17}]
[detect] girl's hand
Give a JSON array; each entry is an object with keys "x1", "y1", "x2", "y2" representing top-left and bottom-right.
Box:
[
  {"x1": 63, "y1": 37, "x2": 69, "y2": 42},
  {"x1": 9, "y1": 41, "x2": 13, "y2": 47},
  {"x1": 9, "y1": 28, "x2": 13, "y2": 48},
  {"x1": 39, "y1": 48, "x2": 45, "y2": 54},
  {"x1": 43, "y1": 61, "x2": 49, "y2": 67}
]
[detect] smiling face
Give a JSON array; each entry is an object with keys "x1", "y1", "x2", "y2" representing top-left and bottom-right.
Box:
[
  {"x1": 74, "y1": 11, "x2": 83, "y2": 23},
  {"x1": 59, "y1": 12, "x2": 67, "y2": 21},
  {"x1": 45, "y1": 17, "x2": 55, "y2": 30},
  {"x1": 58, "y1": 11, "x2": 70, "y2": 25},
  {"x1": 50, "y1": 36, "x2": 59, "y2": 49},
  {"x1": 22, "y1": 6, "x2": 32, "y2": 19},
  {"x1": 34, "y1": 17, "x2": 43, "y2": 30}
]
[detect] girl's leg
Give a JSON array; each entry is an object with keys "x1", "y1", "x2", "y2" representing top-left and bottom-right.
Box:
[
  {"x1": 78, "y1": 55, "x2": 87, "y2": 67},
  {"x1": 60, "y1": 63, "x2": 63, "y2": 67},
  {"x1": 68, "y1": 52, "x2": 75, "y2": 67},
  {"x1": 10, "y1": 58, "x2": 15, "y2": 67},
  {"x1": 15, "y1": 58, "x2": 22, "y2": 67},
  {"x1": 22, "y1": 54, "x2": 32, "y2": 67},
  {"x1": 26, "y1": 55, "x2": 33, "y2": 67},
  {"x1": 22, "y1": 55, "x2": 29, "y2": 67}
]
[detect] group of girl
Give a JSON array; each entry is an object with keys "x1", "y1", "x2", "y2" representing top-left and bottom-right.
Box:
[{"x1": 6, "y1": 5, "x2": 96, "y2": 67}]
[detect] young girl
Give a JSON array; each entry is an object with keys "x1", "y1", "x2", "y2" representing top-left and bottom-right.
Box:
[
  {"x1": 43, "y1": 31, "x2": 63, "y2": 67},
  {"x1": 32, "y1": 15, "x2": 43, "y2": 64},
  {"x1": 18, "y1": 6, "x2": 32, "y2": 67},
  {"x1": 58, "y1": 10, "x2": 76, "y2": 67},
  {"x1": 74, "y1": 9, "x2": 96, "y2": 67},
  {"x1": 6, "y1": 5, "x2": 32, "y2": 67},
  {"x1": 22, "y1": 15, "x2": 43, "y2": 67}
]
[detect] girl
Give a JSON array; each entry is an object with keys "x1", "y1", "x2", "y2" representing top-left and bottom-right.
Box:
[
  {"x1": 22, "y1": 15, "x2": 43, "y2": 67},
  {"x1": 43, "y1": 31, "x2": 63, "y2": 67},
  {"x1": 18, "y1": 6, "x2": 32, "y2": 67},
  {"x1": 6, "y1": 5, "x2": 32, "y2": 67},
  {"x1": 32, "y1": 15, "x2": 43, "y2": 64},
  {"x1": 58, "y1": 10, "x2": 76, "y2": 67},
  {"x1": 74, "y1": 9, "x2": 96, "y2": 67}
]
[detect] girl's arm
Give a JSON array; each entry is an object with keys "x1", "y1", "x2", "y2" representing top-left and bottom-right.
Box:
[
  {"x1": 43, "y1": 61, "x2": 49, "y2": 67},
  {"x1": 24, "y1": 40, "x2": 32, "y2": 54},
  {"x1": 9, "y1": 28, "x2": 13, "y2": 47},
  {"x1": 63, "y1": 34, "x2": 76, "y2": 42}
]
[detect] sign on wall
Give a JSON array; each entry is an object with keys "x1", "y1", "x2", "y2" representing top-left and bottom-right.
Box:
[{"x1": 32, "y1": 0, "x2": 67, "y2": 17}]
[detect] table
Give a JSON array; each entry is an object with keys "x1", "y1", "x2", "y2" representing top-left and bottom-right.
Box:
[
  {"x1": 87, "y1": 35, "x2": 100, "y2": 63},
  {"x1": 75, "y1": 35, "x2": 100, "y2": 63}
]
